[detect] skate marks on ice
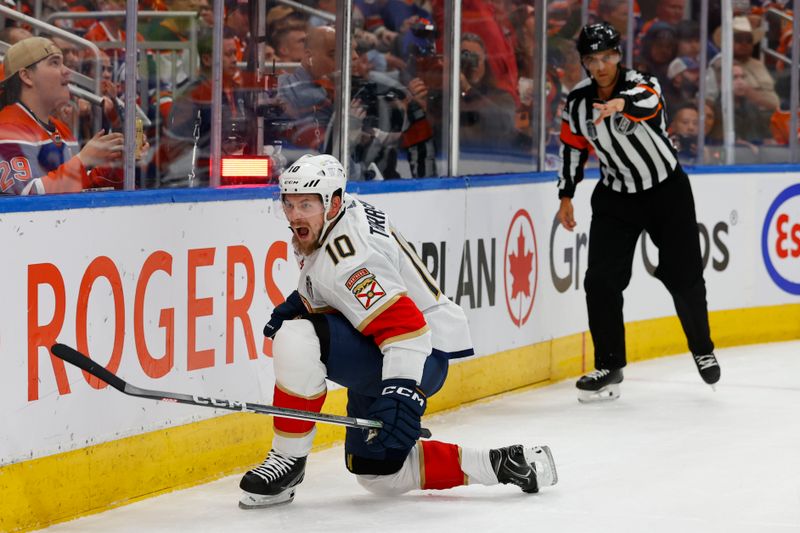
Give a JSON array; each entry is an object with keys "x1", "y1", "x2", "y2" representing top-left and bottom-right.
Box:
[{"x1": 41, "y1": 341, "x2": 800, "y2": 533}]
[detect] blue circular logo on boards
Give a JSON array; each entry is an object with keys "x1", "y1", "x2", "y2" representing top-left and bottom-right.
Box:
[{"x1": 761, "y1": 184, "x2": 800, "y2": 295}]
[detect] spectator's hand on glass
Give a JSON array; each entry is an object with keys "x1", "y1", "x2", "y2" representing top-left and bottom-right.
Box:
[
  {"x1": 77, "y1": 97, "x2": 92, "y2": 118},
  {"x1": 349, "y1": 98, "x2": 372, "y2": 145},
  {"x1": 355, "y1": 29, "x2": 379, "y2": 51},
  {"x1": 732, "y1": 77, "x2": 748, "y2": 97},
  {"x1": 518, "y1": 77, "x2": 534, "y2": 106},
  {"x1": 101, "y1": 96, "x2": 116, "y2": 118},
  {"x1": 407, "y1": 77, "x2": 428, "y2": 111},
  {"x1": 399, "y1": 15, "x2": 420, "y2": 34},
  {"x1": 100, "y1": 79, "x2": 117, "y2": 98},
  {"x1": 740, "y1": 82, "x2": 760, "y2": 102},
  {"x1": 135, "y1": 138, "x2": 151, "y2": 162},
  {"x1": 351, "y1": 98, "x2": 367, "y2": 115},
  {"x1": 374, "y1": 27, "x2": 398, "y2": 48},
  {"x1": 351, "y1": 97, "x2": 367, "y2": 125},
  {"x1": 78, "y1": 130, "x2": 125, "y2": 168}
]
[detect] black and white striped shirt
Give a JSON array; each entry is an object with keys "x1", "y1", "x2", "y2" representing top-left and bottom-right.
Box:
[{"x1": 558, "y1": 67, "x2": 678, "y2": 198}]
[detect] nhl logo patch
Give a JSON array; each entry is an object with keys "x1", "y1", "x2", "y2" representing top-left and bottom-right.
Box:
[
  {"x1": 305, "y1": 275, "x2": 314, "y2": 299},
  {"x1": 351, "y1": 274, "x2": 386, "y2": 310},
  {"x1": 585, "y1": 119, "x2": 598, "y2": 140},
  {"x1": 613, "y1": 114, "x2": 638, "y2": 135}
]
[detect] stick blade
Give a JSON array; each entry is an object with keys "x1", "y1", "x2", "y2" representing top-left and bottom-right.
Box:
[{"x1": 50, "y1": 343, "x2": 127, "y2": 392}]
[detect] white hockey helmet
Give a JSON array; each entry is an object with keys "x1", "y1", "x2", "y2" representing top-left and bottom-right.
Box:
[{"x1": 279, "y1": 154, "x2": 346, "y2": 215}]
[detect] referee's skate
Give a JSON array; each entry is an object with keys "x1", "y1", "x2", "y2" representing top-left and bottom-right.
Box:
[
  {"x1": 693, "y1": 352, "x2": 721, "y2": 390},
  {"x1": 576, "y1": 368, "x2": 623, "y2": 403}
]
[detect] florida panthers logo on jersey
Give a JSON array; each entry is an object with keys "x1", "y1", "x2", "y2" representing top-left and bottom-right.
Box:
[{"x1": 346, "y1": 268, "x2": 386, "y2": 310}]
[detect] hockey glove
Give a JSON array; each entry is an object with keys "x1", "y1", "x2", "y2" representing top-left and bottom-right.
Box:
[
  {"x1": 366, "y1": 379, "x2": 426, "y2": 452},
  {"x1": 263, "y1": 290, "x2": 306, "y2": 338}
]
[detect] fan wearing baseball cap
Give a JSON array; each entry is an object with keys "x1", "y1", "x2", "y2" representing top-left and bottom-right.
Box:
[
  {"x1": 706, "y1": 16, "x2": 779, "y2": 112},
  {"x1": 0, "y1": 36, "x2": 125, "y2": 195},
  {"x1": 662, "y1": 56, "x2": 699, "y2": 110}
]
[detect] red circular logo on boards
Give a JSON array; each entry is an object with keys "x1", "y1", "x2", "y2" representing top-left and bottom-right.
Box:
[{"x1": 503, "y1": 209, "x2": 538, "y2": 327}]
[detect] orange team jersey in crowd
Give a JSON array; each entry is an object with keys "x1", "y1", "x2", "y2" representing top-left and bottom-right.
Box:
[
  {"x1": 770, "y1": 109, "x2": 800, "y2": 145},
  {"x1": 0, "y1": 103, "x2": 122, "y2": 195},
  {"x1": 139, "y1": 0, "x2": 168, "y2": 10},
  {"x1": 234, "y1": 35, "x2": 246, "y2": 63},
  {"x1": 183, "y1": 78, "x2": 244, "y2": 116},
  {"x1": 431, "y1": 0, "x2": 520, "y2": 106},
  {"x1": 64, "y1": 4, "x2": 96, "y2": 32}
]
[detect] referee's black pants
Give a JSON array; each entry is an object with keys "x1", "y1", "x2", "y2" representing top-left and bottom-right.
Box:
[{"x1": 584, "y1": 168, "x2": 714, "y2": 370}]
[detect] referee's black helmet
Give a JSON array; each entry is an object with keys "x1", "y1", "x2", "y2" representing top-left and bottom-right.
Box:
[{"x1": 576, "y1": 22, "x2": 621, "y2": 56}]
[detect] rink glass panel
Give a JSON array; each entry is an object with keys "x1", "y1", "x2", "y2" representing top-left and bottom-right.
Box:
[{"x1": 0, "y1": 0, "x2": 798, "y2": 195}]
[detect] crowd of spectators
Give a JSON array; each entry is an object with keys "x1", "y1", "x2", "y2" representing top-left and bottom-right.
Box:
[
  {"x1": 1, "y1": 0, "x2": 799, "y2": 193},
  {"x1": 585, "y1": 0, "x2": 797, "y2": 165}
]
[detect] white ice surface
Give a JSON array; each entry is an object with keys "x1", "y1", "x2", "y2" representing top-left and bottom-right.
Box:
[{"x1": 42, "y1": 340, "x2": 800, "y2": 533}]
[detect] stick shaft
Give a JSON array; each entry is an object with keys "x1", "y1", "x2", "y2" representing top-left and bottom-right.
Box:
[{"x1": 50, "y1": 343, "x2": 432, "y2": 437}]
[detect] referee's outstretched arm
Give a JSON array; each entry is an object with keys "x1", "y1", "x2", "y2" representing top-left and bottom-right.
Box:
[{"x1": 616, "y1": 75, "x2": 663, "y2": 121}]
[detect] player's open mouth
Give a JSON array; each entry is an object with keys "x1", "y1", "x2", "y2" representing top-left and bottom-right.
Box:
[{"x1": 294, "y1": 227, "x2": 310, "y2": 238}]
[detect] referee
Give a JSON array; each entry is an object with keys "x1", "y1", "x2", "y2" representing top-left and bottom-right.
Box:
[{"x1": 556, "y1": 22, "x2": 721, "y2": 403}]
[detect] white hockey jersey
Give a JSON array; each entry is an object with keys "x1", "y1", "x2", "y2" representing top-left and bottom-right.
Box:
[{"x1": 296, "y1": 193, "x2": 474, "y2": 384}]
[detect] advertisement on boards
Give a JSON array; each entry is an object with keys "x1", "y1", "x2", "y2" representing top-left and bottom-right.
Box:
[
  {"x1": 2, "y1": 200, "x2": 295, "y2": 464},
  {"x1": 2, "y1": 171, "x2": 796, "y2": 464},
  {"x1": 761, "y1": 182, "x2": 800, "y2": 297}
]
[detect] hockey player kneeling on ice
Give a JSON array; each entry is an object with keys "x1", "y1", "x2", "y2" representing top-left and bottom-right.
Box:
[{"x1": 238, "y1": 154, "x2": 558, "y2": 509}]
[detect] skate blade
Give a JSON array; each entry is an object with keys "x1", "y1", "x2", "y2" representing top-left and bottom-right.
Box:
[
  {"x1": 238, "y1": 488, "x2": 296, "y2": 509},
  {"x1": 578, "y1": 384, "x2": 620, "y2": 404},
  {"x1": 524, "y1": 445, "x2": 558, "y2": 487}
]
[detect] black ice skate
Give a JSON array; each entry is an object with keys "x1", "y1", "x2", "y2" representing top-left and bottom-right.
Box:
[
  {"x1": 576, "y1": 368, "x2": 623, "y2": 403},
  {"x1": 490, "y1": 444, "x2": 558, "y2": 493},
  {"x1": 693, "y1": 353, "x2": 721, "y2": 389},
  {"x1": 239, "y1": 449, "x2": 306, "y2": 509}
]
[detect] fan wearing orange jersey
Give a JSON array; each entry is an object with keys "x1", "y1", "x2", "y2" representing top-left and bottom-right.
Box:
[{"x1": 0, "y1": 37, "x2": 126, "y2": 195}]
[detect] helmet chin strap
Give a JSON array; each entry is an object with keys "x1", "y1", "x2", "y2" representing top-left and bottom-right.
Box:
[{"x1": 317, "y1": 201, "x2": 346, "y2": 245}]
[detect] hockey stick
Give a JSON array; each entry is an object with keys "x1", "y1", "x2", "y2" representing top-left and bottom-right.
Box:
[{"x1": 50, "y1": 343, "x2": 431, "y2": 438}]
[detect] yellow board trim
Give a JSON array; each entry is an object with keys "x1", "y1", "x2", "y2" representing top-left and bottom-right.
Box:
[{"x1": 3, "y1": 303, "x2": 798, "y2": 531}]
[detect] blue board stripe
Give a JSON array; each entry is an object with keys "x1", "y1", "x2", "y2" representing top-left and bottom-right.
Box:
[{"x1": 0, "y1": 164, "x2": 797, "y2": 214}]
